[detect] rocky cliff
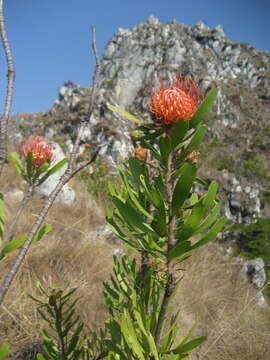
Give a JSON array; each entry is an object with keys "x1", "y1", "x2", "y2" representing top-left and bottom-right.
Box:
[{"x1": 11, "y1": 16, "x2": 270, "y2": 228}]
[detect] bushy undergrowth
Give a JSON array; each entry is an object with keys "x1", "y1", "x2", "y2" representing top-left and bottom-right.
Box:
[
  {"x1": 231, "y1": 218, "x2": 270, "y2": 297},
  {"x1": 77, "y1": 156, "x2": 119, "y2": 204}
]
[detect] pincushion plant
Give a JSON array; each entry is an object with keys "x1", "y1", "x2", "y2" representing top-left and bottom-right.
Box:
[
  {"x1": 29, "y1": 76, "x2": 226, "y2": 360},
  {"x1": 103, "y1": 77, "x2": 226, "y2": 358}
]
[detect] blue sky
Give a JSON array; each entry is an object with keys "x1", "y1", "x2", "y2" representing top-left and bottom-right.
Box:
[{"x1": 1, "y1": 0, "x2": 269, "y2": 114}]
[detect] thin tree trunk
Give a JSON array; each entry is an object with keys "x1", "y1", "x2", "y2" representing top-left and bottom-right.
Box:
[{"x1": 0, "y1": 0, "x2": 15, "y2": 176}]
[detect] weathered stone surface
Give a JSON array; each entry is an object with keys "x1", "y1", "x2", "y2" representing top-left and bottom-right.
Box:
[
  {"x1": 34, "y1": 142, "x2": 76, "y2": 205},
  {"x1": 4, "y1": 187, "x2": 24, "y2": 203},
  {"x1": 240, "y1": 258, "x2": 266, "y2": 289}
]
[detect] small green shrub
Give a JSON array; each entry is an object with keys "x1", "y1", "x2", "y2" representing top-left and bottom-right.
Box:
[
  {"x1": 241, "y1": 155, "x2": 269, "y2": 182},
  {"x1": 260, "y1": 188, "x2": 270, "y2": 208},
  {"x1": 231, "y1": 218, "x2": 270, "y2": 297},
  {"x1": 78, "y1": 157, "x2": 119, "y2": 203},
  {"x1": 210, "y1": 155, "x2": 236, "y2": 173},
  {"x1": 232, "y1": 218, "x2": 270, "y2": 261}
]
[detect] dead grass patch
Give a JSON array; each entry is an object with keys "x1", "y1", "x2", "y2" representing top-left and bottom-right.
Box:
[{"x1": 177, "y1": 244, "x2": 270, "y2": 359}]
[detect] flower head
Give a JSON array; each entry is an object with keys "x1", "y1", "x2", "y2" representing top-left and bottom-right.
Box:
[
  {"x1": 134, "y1": 146, "x2": 149, "y2": 161},
  {"x1": 185, "y1": 151, "x2": 200, "y2": 164},
  {"x1": 150, "y1": 75, "x2": 202, "y2": 124},
  {"x1": 20, "y1": 135, "x2": 55, "y2": 167}
]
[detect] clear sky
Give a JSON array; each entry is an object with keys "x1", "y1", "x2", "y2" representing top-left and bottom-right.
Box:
[{"x1": 0, "y1": 0, "x2": 269, "y2": 114}]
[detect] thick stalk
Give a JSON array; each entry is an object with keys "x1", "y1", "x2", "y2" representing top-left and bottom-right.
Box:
[
  {"x1": 55, "y1": 302, "x2": 67, "y2": 360},
  {"x1": 154, "y1": 151, "x2": 176, "y2": 346},
  {"x1": 140, "y1": 250, "x2": 150, "y2": 278}
]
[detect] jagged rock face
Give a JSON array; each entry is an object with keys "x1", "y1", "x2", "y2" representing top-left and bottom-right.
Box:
[{"x1": 11, "y1": 16, "x2": 270, "y2": 222}]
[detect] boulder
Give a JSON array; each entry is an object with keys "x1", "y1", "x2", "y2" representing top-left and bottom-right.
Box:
[
  {"x1": 34, "y1": 142, "x2": 76, "y2": 205},
  {"x1": 240, "y1": 258, "x2": 266, "y2": 289}
]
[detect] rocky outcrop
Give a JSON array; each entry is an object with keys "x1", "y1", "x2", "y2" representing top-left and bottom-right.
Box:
[{"x1": 11, "y1": 16, "x2": 270, "y2": 222}]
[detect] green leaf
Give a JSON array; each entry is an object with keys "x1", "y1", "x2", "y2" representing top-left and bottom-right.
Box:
[
  {"x1": 106, "y1": 215, "x2": 130, "y2": 242},
  {"x1": 120, "y1": 310, "x2": 146, "y2": 360},
  {"x1": 189, "y1": 88, "x2": 218, "y2": 128},
  {"x1": 104, "y1": 281, "x2": 119, "y2": 300},
  {"x1": 178, "y1": 181, "x2": 220, "y2": 239},
  {"x1": 107, "y1": 181, "x2": 119, "y2": 198},
  {"x1": 179, "y1": 202, "x2": 205, "y2": 240},
  {"x1": 37, "y1": 158, "x2": 68, "y2": 185},
  {"x1": 202, "y1": 181, "x2": 218, "y2": 211},
  {"x1": 112, "y1": 197, "x2": 153, "y2": 233},
  {"x1": 127, "y1": 187, "x2": 153, "y2": 220},
  {"x1": 8, "y1": 152, "x2": 24, "y2": 177},
  {"x1": 172, "y1": 163, "x2": 197, "y2": 216},
  {"x1": 26, "y1": 152, "x2": 33, "y2": 179},
  {"x1": 37, "y1": 160, "x2": 51, "y2": 174},
  {"x1": 151, "y1": 208, "x2": 168, "y2": 236},
  {"x1": 106, "y1": 319, "x2": 123, "y2": 345},
  {"x1": 120, "y1": 168, "x2": 153, "y2": 220},
  {"x1": 158, "y1": 136, "x2": 171, "y2": 168},
  {"x1": 36, "y1": 354, "x2": 46, "y2": 360},
  {"x1": 168, "y1": 240, "x2": 192, "y2": 260},
  {"x1": 192, "y1": 217, "x2": 227, "y2": 250},
  {"x1": 170, "y1": 119, "x2": 189, "y2": 150},
  {"x1": 168, "y1": 336, "x2": 206, "y2": 355},
  {"x1": 32, "y1": 224, "x2": 52, "y2": 243},
  {"x1": 180, "y1": 125, "x2": 207, "y2": 159},
  {"x1": 140, "y1": 140, "x2": 161, "y2": 162},
  {"x1": 107, "y1": 104, "x2": 142, "y2": 125},
  {"x1": 67, "y1": 323, "x2": 83, "y2": 355},
  {"x1": 139, "y1": 175, "x2": 162, "y2": 209},
  {"x1": 195, "y1": 177, "x2": 208, "y2": 186},
  {"x1": 128, "y1": 157, "x2": 145, "y2": 186},
  {"x1": 195, "y1": 202, "x2": 221, "y2": 234},
  {"x1": 0, "y1": 224, "x2": 52, "y2": 260},
  {"x1": 0, "y1": 234, "x2": 27, "y2": 260},
  {"x1": 134, "y1": 128, "x2": 165, "y2": 141},
  {"x1": 0, "y1": 343, "x2": 9, "y2": 359}
]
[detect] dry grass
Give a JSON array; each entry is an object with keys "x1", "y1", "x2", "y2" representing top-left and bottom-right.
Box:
[
  {"x1": 1, "y1": 165, "x2": 270, "y2": 359},
  {"x1": 176, "y1": 244, "x2": 270, "y2": 359},
  {"x1": 0, "y1": 165, "x2": 118, "y2": 358}
]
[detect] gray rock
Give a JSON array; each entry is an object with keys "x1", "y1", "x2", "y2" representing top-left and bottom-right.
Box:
[
  {"x1": 34, "y1": 142, "x2": 76, "y2": 205},
  {"x1": 240, "y1": 258, "x2": 266, "y2": 289},
  {"x1": 5, "y1": 188, "x2": 24, "y2": 203},
  {"x1": 87, "y1": 224, "x2": 124, "y2": 254},
  {"x1": 255, "y1": 291, "x2": 269, "y2": 308}
]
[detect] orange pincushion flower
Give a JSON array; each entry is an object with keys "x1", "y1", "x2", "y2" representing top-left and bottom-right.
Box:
[
  {"x1": 21, "y1": 135, "x2": 55, "y2": 167},
  {"x1": 150, "y1": 75, "x2": 201, "y2": 124}
]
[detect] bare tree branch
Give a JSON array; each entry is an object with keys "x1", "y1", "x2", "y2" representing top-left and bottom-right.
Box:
[
  {"x1": 0, "y1": 26, "x2": 101, "y2": 305},
  {"x1": 0, "y1": 0, "x2": 15, "y2": 176}
]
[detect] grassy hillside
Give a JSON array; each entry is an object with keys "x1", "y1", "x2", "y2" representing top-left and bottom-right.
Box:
[{"x1": 0, "y1": 164, "x2": 269, "y2": 359}]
